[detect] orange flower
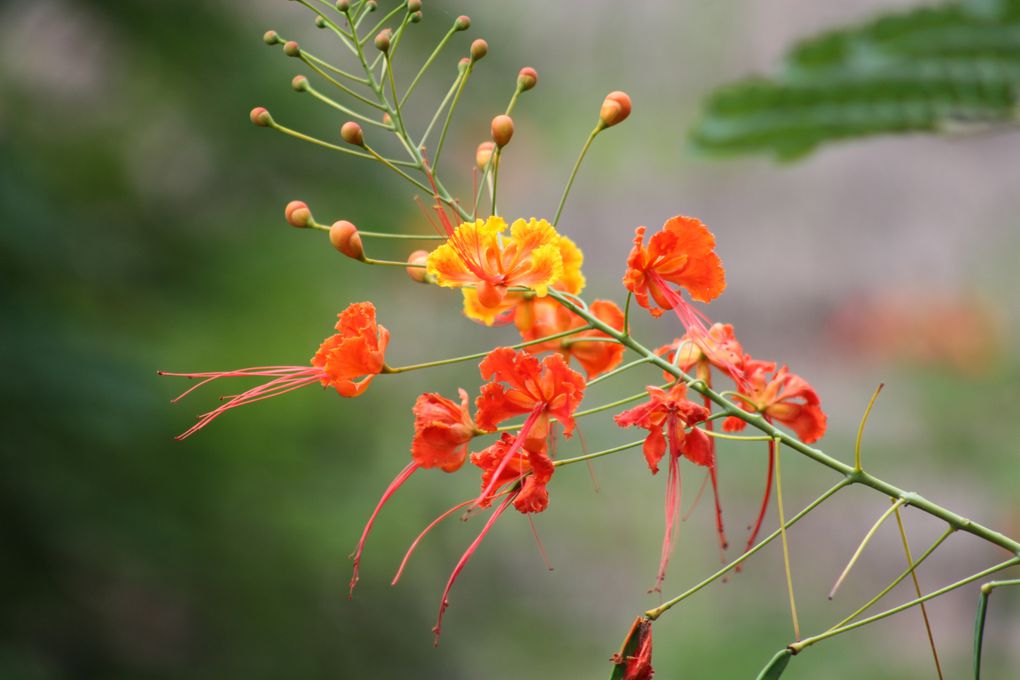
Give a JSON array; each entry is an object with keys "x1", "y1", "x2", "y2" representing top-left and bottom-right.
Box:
[
  {"x1": 515, "y1": 297, "x2": 625, "y2": 379},
  {"x1": 160, "y1": 302, "x2": 388, "y2": 439},
  {"x1": 427, "y1": 216, "x2": 565, "y2": 322},
  {"x1": 624, "y1": 215, "x2": 726, "y2": 316},
  {"x1": 656, "y1": 322, "x2": 744, "y2": 385},
  {"x1": 471, "y1": 433, "x2": 555, "y2": 513},
  {"x1": 458, "y1": 232, "x2": 586, "y2": 326},
  {"x1": 614, "y1": 382, "x2": 712, "y2": 592},
  {"x1": 411, "y1": 389, "x2": 477, "y2": 472}
]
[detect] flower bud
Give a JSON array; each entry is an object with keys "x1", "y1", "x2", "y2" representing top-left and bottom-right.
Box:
[
  {"x1": 263, "y1": 30, "x2": 281, "y2": 45},
  {"x1": 285, "y1": 200, "x2": 311, "y2": 228},
  {"x1": 410, "y1": 10, "x2": 423, "y2": 23},
  {"x1": 407, "y1": 0, "x2": 422, "y2": 12},
  {"x1": 365, "y1": 0, "x2": 377, "y2": 12},
  {"x1": 517, "y1": 67, "x2": 537, "y2": 92},
  {"x1": 314, "y1": 15, "x2": 327, "y2": 29},
  {"x1": 374, "y1": 29, "x2": 392, "y2": 52},
  {"x1": 249, "y1": 107, "x2": 273, "y2": 127},
  {"x1": 599, "y1": 90, "x2": 632, "y2": 128},
  {"x1": 458, "y1": 57, "x2": 470, "y2": 73},
  {"x1": 283, "y1": 40, "x2": 301, "y2": 57},
  {"x1": 329, "y1": 220, "x2": 365, "y2": 261},
  {"x1": 382, "y1": 112, "x2": 393, "y2": 127},
  {"x1": 470, "y1": 39, "x2": 487, "y2": 62},
  {"x1": 335, "y1": 0, "x2": 351, "y2": 10},
  {"x1": 490, "y1": 115, "x2": 513, "y2": 148},
  {"x1": 291, "y1": 75, "x2": 309, "y2": 92},
  {"x1": 406, "y1": 250, "x2": 430, "y2": 283},
  {"x1": 475, "y1": 141, "x2": 495, "y2": 170},
  {"x1": 454, "y1": 15, "x2": 470, "y2": 31},
  {"x1": 340, "y1": 121, "x2": 364, "y2": 147}
]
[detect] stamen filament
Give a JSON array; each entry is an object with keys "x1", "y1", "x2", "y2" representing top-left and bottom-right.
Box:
[
  {"x1": 855, "y1": 383, "x2": 885, "y2": 472},
  {"x1": 893, "y1": 503, "x2": 944, "y2": 679}
]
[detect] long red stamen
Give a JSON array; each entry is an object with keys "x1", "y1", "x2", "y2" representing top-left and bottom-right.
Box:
[
  {"x1": 474, "y1": 405, "x2": 545, "y2": 506},
  {"x1": 575, "y1": 422, "x2": 601, "y2": 493},
  {"x1": 651, "y1": 417, "x2": 683, "y2": 594},
  {"x1": 433, "y1": 493, "x2": 515, "y2": 646},
  {"x1": 528, "y1": 515, "x2": 554, "y2": 571},
  {"x1": 743, "y1": 438, "x2": 775, "y2": 556},
  {"x1": 703, "y1": 395, "x2": 728, "y2": 559},
  {"x1": 681, "y1": 471, "x2": 710, "y2": 521},
  {"x1": 349, "y1": 460, "x2": 420, "y2": 598}
]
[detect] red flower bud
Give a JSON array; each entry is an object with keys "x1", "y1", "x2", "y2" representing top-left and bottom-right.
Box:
[
  {"x1": 475, "y1": 141, "x2": 495, "y2": 170},
  {"x1": 329, "y1": 220, "x2": 365, "y2": 261},
  {"x1": 291, "y1": 75, "x2": 309, "y2": 92},
  {"x1": 454, "y1": 15, "x2": 470, "y2": 31},
  {"x1": 283, "y1": 40, "x2": 300, "y2": 57},
  {"x1": 340, "y1": 121, "x2": 365, "y2": 147},
  {"x1": 407, "y1": 0, "x2": 422, "y2": 12},
  {"x1": 263, "y1": 30, "x2": 280, "y2": 45},
  {"x1": 458, "y1": 57, "x2": 470, "y2": 73},
  {"x1": 285, "y1": 200, "x2": 311, "y2": 228},
  {"x1": 374, "y1": 29, "x2": 392, "y2": 52},
  {"x1": 406, "y1": 250, "x2": 429, "y2": 283},
  {"x1": 470, "y1": 39, "x2": 488, "y2": 62},
  {"x1": 517, "y1": 67, "x2": 538, "y2": 92},
  {"x1": 491, "y1": 115, "x2": 514, "y2": 148},
  {"x1": 382, "y1": 112, "x2": 393, "y2": 127},
  {"x1": 249, "y1": 107, "x2": 272, "y2": 127},
  {"x1": 599, "y1": 91, "x2": 632, "y2": 128}
]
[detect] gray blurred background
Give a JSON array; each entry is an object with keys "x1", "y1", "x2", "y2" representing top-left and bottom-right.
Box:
[{"x1": 1, "y1": 0, "x2": 1018, "y2": 678}]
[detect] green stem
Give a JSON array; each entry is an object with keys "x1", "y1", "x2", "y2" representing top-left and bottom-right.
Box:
[
  {"x1": 854, "y1": 383, "x2": 884, "y2": 471},
  {"x1": 553, "y1": 126, "x2": 600, "y2": 227},
  {"x1": 358, "y1": 231, "x2": 446, "y2": 240},
  {"x1": 828, "y1": 498, "x2": 907, "y2": 600},
  {"x1": 363, "y1": 257, "x2": 424, "y2": 267},
  {"x1": 401, "y1": 22, "x2": 459, "y2": 107},
  {"x1": 433, "y1": 61, "x2": 473, "y2": 172},
  {"x1": 893, "y1": 504, "x2": 944, "y2": 680},
  {"x1": 774, "y1": 438, "x2": 801, "y2": 640},
  {"x1": 360, "y1": 2, "x2": 407, "y2": 48},
  {"x1": 584, "y1": 357, "x2": 651, "y2": 388},
  {"x1": 297, "y1": 0, "x2": 359, "y2": 54},
  {"x1": 554, "y1": 439, "x2": 644, "y2": 468},
  {"x1": 303, "y1": 82, "x2": 389, "y2": 128},
  {"x1": 490, "y1": 149, "x2": 502, "y2": 216},
  {"x1": 974, "y1": 578, "x2": 1020, "y2": 679},
  {"x1": 622, "y1": 292, "x2": 633, "y2": 337},
  {"x1": 790, "y1": 558, "x2": 1020, "y2": 654},
  {"x1": 645, "y1": 480, "x2": 850, "y2": 620},
  {"x1": 418, "y1": 69, "x2": 465, "y2": 149},
  {"x1": 298, "y1": 53, "x2": 386, "y2": 110},
  {"x1": 383, "y1": 326, "x2": 592, "y2": 374}
]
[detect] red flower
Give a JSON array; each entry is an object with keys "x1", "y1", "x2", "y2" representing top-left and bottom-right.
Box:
[
  {"x1": 515, "y1": 297, "x2": 625, "y2": 379},
  {"x1": 471, "y1": 433, "x2": 555, "y2": 513},
  {"x1": 656, "y1": 322, "x2": 744, "y2": 385},
  {"x1": 614, "y1": 383, "x2": 712, "y2": 591},
  {"x1": 161, "y1": 301, "x2": 388, "y2": 439},
  {"x1": 412, "y1": 389, "x2": 476, "y2": 472},
  {"x1": 623, "y1": 215, "x2": 725, "y2": 317}
]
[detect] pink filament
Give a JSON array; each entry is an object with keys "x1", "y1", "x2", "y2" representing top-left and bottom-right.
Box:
[
  {"x1": 433, "y1": 493, "x2": 515, "y2": 646},
  {"x1": 681, "y1": 471, "x2": 710, "y2": 521},
  {"x1": 474, "y1": 405, "x2": 545, "y2": 506},
  {"x1": 651, "y1": 417, "x2": 683, "y2": 594},
  {"x1": 742, "y1": 438, "x2": 776, "y2": 558},
  {"x1": 349, "y1": 460, "x2": 420, "y2": 598},
  {"x1": 160, "y1": 366, "x2": 325, "y2": 440},
  {"x1": 703, "y1": 395, "x2": 729, "y2": 557},
  {"x1": 528, "y1": 515, "x2": 554, "y2": 572},
  {"x1": 391, "y1": 497, "x2": 477, "y2": 586}
]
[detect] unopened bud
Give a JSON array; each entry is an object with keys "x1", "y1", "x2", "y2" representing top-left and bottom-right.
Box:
[
  {"x1": 599, "y1": 90, "x2": 632, "y2": 128},
  {"x1": 407, "y1": 0, "x2": 422, "y2": 12},
  {"x1": 335, "y1": 0, "x2": 350, "y2": 10},
  {"x1": 365, "y1": 0, "x2": 377, "y2": 12},
  {"x1": 517, "y1": 67, "x2": 538, "y2": 92},
  {"x1": 491, "y1": 115, "x2": 514, "y2": 148},
  {"x1": 314, "y1": 15, "x2": 327, "y2": 29},
  {"x1": 250, "y1": 107, "x2": 273, "y2": 127},
  {"x1": 283, "y1": 40, "x2": 301, "y2": 57},
  {"x1": 263, "y1": 30, "x2": 281, "y2": 45},
  {"x1": 340, "y1": 121, "x2": 364, "y2": 147},
  {"x1": 285, "y1": 200, "x2": 311, "y2": 228},
  {"x1": 374, "y1": 29, "x2": 392, "y2": 52},
  {"x1": 382, "y1": 112, "x2": 393, "y2": 127},
  {"x1": 291, "y1": 75, "x2": 309, "y2": 92},
  {"x1": 470, "y1": 39, "x2": 487, "y2": 62},
  {"x1": 458, "y1": 57, "x2": 470, "y2": 73},
  {"x1": 329, "y1": 221, "x2": 365, "y2": 260},
  {"x1": 410, "y1": 10, "x2": 423, "y2": 23},
  {"x1": 406, "y1": 250, "x2": 430, "y2": 283},
  {"x1": 475, "y1": 141, "x2": 495, "y2": 170},
  {"x1": 454, "y1": 15, "x2": 470, "y2": 31}
]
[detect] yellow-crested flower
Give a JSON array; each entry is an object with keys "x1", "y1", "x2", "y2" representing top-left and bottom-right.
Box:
[
  {"x1": 428, "y1": 217, "x2": 576, "y2": 323},
  {"x1": 454, "y1": 231, "x2": 586, "y2": 326}
]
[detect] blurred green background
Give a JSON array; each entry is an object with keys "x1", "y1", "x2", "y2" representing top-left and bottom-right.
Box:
[{"x1": 2, "y1": 1, "x2": 1018, "y2": 678}]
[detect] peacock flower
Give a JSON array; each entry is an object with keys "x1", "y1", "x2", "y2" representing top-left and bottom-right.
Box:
[
  {"x1": 515, "y1": 297, "x2": 625, "y2": 379},
  {"x1": 458, "y1": 232, "x2": 586, "y2": 326},
  {"x1": 426, "y1": 216, "x2": 563, "y2": 315},
  {"x1": 471, "y1": 432, "x2": 555, "y2": 514},
  {"x1": 160, "y1": 302, "x2": 388, "y2": 439},
  {"x1": 657, "y1": 322, "x2": 745, "y2": 385},
  {"x1": 614, "y1": 382, "x2": 713, "y2": 592}
]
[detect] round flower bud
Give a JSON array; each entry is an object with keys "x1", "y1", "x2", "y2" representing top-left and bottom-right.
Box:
[
  {"x1": 406, "y1": 250, "x2": 430, "y2": 283},
  {"x1": 410, "y1": 10, "x2": 423, "y2": 23},
  {"x1": 285, "y1": 200, "x2": 311, "y2": 228},
  {"x1": 365, "y1": 0, "x2": 378, "y2": 12},
  {"x1": 340, "y1": 121, "x2": 364, "y2": 147},
  {"x1": 517, "y1": 67, "x2": 538, "y2": 92},
  {"x1": 335, "y1": 0, "x2": 351, "y2": 10},
  {"x1": 454, "y1": 15, "x2": 471, "y2": 31},
  {"x1": 329, "y1": 221, "x2": 365, "y2": 261},
  {"x1": 249, "y1": 107, "x2": 273, "y2": 127},
  {"x1": 291, "y1": 75, "x2": 309, "y2": 92},
  {"x1": 475, "y1": 141, "x2": 495, "y2": 170},
  {"x1": 458, "y1": 57, "x2": 470, "y2": 73},
  {"x1": 374, "y1": 29, "x2": 392, "y2": 52},
  {"x1": 470, "y1": 39, "x2": 487, "y2": 62},
  {"x1": 283, "y1": 40, "x2": 300, "y2": 57},
  {"x1": 407, "y1": 0, "x2": 422, "y2": 12},
  {"x1": 491, "y1": 115, "x2": 514, "y2": 148},
  {"x1": 314, "y1": 16, "x2": 327, "y2": 29},
  {"x1": 599, "y1": 90, "x2": 632, "y2": 128},
  {"x1": 263, "y1": 30, "x2": 281, "y2": 45},
  {"x1": 382, "y1": 113, "x2": 393, "y2": 127}
]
